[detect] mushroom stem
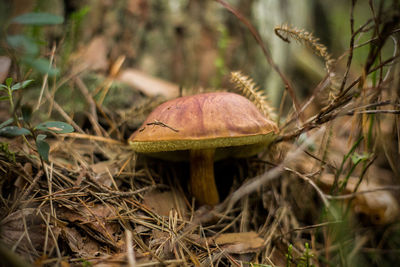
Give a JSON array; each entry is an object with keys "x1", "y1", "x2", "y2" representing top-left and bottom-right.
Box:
[{"x1": 189, "y1": 148, "x2": 219, "y2": 206}]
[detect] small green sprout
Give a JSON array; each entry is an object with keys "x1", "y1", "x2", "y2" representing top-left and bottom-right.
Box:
[{"x1": 0, "y1": 78, "x2": 74, "y2": 163}]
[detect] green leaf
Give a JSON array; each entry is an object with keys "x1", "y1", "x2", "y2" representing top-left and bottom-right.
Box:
[
  {"x1": 21, "y1": 105, "x2": 33, "y2": 123},
  {"x1": 0, "y1": 118, "x2": 14, "y2": 129},
  {"x1": 0, "y1": 126, "x2": 30, "y2": 136},
  {"x1": 11, "y1": 12, "x2": 64, "y2": 25},
  {"x1": 5, "y1": 78, "x2": 12, "y2": 88},
  {"x1": 11, "y1": 80, "x2": 34, "y2": 91},
  {"x1": 6, "y1": 35, "x2": 39, "y2": 56},
  {"x1": 351, "y1": 152, "x2": 370, "y2": 164},
  {"x1": 23, "y1": 58, "x2": 59, "y2": 76},
  {"x1": 70, "y1": 6, "x2": 90, "y2": 21},
  {"x1": 36, "y1": 134, "x2": 49, "y2": 162},
  {"x1": 0, "y1": 84, "x2": 7, "y2": 89},
  {"x1": 0, "y1": 96, "x2": 10, "y2": 101},
  {"x1": 35, "y1": 121, "x2": 74, "y2": 134}
]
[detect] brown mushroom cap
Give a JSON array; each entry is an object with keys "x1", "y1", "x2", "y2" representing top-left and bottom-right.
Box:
[{"x1": 129, "y1": 92, "x2": 278, "y2": 154}]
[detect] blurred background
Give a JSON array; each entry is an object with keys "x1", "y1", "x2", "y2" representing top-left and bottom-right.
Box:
[{"x1": 1, "y1": 0, "x2": 380, "y2": 109}]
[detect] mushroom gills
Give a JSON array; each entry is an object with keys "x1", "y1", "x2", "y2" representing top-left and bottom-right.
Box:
[{"x1": 139, "y1": 138, "x2": 274, "y2": 162}]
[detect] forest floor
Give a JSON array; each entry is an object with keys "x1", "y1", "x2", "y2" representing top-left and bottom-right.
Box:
[{"x1": 1, "y1": 1, "x2": 400, "y2": 266}]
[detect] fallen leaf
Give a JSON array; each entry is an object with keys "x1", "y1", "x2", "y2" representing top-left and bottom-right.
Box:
[
  {"x1": 142, "y1": 190, "x2": 187, "y2": 217},
  {"x1": 0, "y1": 56, "x2": 11, "y2": 84},
  {"x1": 14, "y1": 162, "x2": 33, "y2": 190},
  {"x1": 0, "y1": 208, "x2": 59, "y2": 258},
  {"x1": 73, "y1": 36, "x2": 109, "y2": 72},
  {"x1": 57, "y1": 204, "x2": 121, "y2": 248},
  {"x1": 118, "y1": 69, "x2": 179, "y2": 99},
  {"x1": 62, "y1": 227, "x2": 101, "y2": 258},
  {"x1": 90, "y1": 160, "x2": 120, "y2": 187},
  {"x1": 319, "y1": 173, "x2": 400, "y2": 224},
  {"x1": 212, "y1": 232, "x2": 265, "y2": 254},
  {"x1": 149, "y1": 229, "x2": 174, "y2": 257}
]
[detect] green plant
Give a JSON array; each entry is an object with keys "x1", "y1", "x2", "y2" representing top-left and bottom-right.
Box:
[
  {"x1": 297, "y1": 243, "x2": 315, "y2": 267},
  {"x1": 285, "y1": 243, "x2": 316, "y2": 267},
  {"x1": 286, "y1": 244, "x2": 293, "y2": 267},
  {"x1": 3, "y1": 12, "x2": 64, "y2": 77},
  {"x1": 0, "y1": 142, "x2": 16, "y2": 162},
  {"x1": 60, "y1": 6, "x2": 90, "y2": 67},
  {"x1": 331, "y1": 136, "x2": 373, "y2": 195},
  {"x1": 80, "y1": 259, "x2": 93, "y2": 267},
  {"x1": 0, "y1": 77, "x2": 73, "y2": 163}
]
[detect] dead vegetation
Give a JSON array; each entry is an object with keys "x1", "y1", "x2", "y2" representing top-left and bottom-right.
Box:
[{"x1": 0, "y1": 0, "x2": 400, "y2": 266}]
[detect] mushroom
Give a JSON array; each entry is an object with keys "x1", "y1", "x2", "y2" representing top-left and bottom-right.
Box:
[{"x1": 129, "y1": 92, "x2": 278, "y2": 206}]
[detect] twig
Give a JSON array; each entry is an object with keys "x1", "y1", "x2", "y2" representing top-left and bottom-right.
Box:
[
  {"x1": 45, "y1": 91, "x2": 85, "y2": 134},
  {"x1": 326, "y1": 185, "x2": 400, "y2": 200},
  {"x1": 135, "y1": 259, "x2": 184, "y2": 267},
  {"x1": 303, "y1": 150, "x2": 337, "y2": 172},
  {"x1": 281, "y1": 74, "x2": 331, "y2": 131},
  {"x1": 86, "y1": 173, "x2": 168, "y2": 197},
  {"x1": 21, "y1": 215, "x2": 39, "y2": 256},
  {"x1": 126, "y1": 230, "x2": 136, "y2": 267},
  {"x1": 278, "y1": 54, "x2": 400, "y2": 142},
  {"x1": 38, "y1": 210, "x2": 62, "y2": 260},
  {"x1": 77, "y1": 197, "x2": 116, "y2": 246},
  {"x1": 74, "y1": 77, "x2": 102, "y2": 134},
  {"x1": 337, "y1": 54, "x2": 400, "y2": 101},
  {"x1": 145, "y1": 120, "x2": 179, "y2": 132},
  {"x1": 35, "y1": 43, "x2": 56, "y2": 111},
  {"x1": 16, "y1": 170, "x2": 44, "y2": 209},
  {"x1": 45, "y1": 163, "x2": 55, "y2": 219},
  {"x1": 354, "y1": 28, "x2": 400, "y2": 49},
  {"x1": 130, "y1": 232, "x2": 167, "y2": 266},
  {"x1": 218, "y1": 126, "x2": 326, "y2": 215},
  {"x1": 277, "y1": 221, "x2": 343, "y2": 238},
  {"x1": 60, "y1": 132, "x2": 124, "y2": 145},
  {"x1": 339, "y1": 0, "x2": 357, "y2": 93},
  {"x1": 284, "y1": 167, "x2": 330, "y2": 208},
  {"x1": 345, "y1": 109, "x2": 400, "y2": 115}
]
